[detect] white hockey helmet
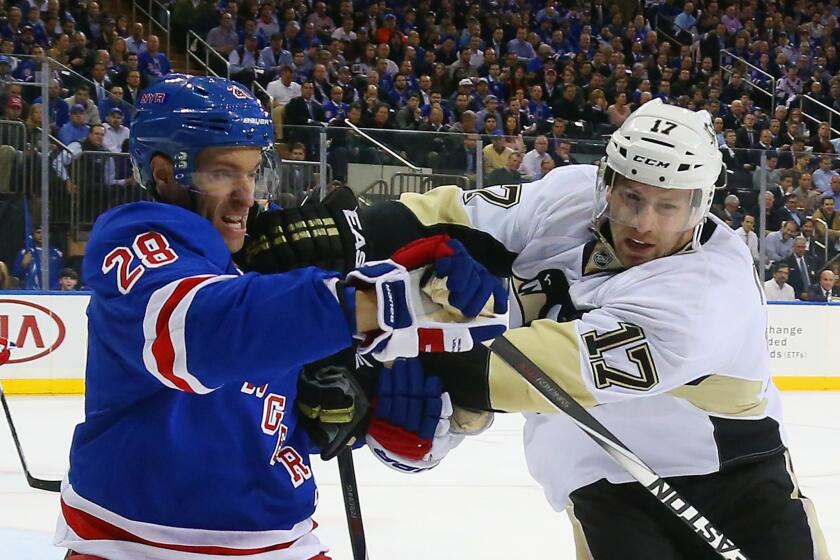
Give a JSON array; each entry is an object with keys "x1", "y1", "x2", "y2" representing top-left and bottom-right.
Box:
[{"x1": 596, "y1": 99, "x2": 724, "y2": 242}]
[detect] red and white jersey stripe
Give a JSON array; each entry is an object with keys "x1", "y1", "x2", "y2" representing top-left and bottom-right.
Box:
[
  {"x1": 55, "y1": 482, "x2": 327, "y2": 560},
  {"x1": 142, "y1": 275, "x2": 236, "y2": 394}
]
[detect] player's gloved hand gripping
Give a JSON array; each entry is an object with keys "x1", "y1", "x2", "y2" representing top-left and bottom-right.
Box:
[
  {"x1": 346, "y1": 235, "x2": 508, "y2": 362},
  {"x1": 366, "y1": 358, "x2": 493, "y2": 472},
  {"x1": 297, "y1": 357, "x2": 493, "y2": 463},
  {"x1": 297, "y1": 362, "x2": 372, "y2": 460}
]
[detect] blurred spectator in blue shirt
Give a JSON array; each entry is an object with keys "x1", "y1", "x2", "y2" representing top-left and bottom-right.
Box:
[
  {"x1": 206, "y1": 13, "x2": 239, "y2": 58},
  {"x1": 12, "y1": 226, "x2": 63, "y2": 290},
  {"x1": 33, "y1": 79, "x2": 69, "y2": 133},
  {"x1": 507, "y1": 26, "x2": 536, "y2": 61},
  {"x1": 97, "y1": 85, "x2": 131, "y2": 126},
  {"x1": 0, "y1": 55, "x2": 14, "y2": 83},
  {"x1": 826, "y1": 176, "x2": 840, "y2": 209},
  {"x1": 0, "y1": 7, "x2": 24, "y2": 43},
  {"x1": 259, "y1": 33, "x2": 292, "y2": 79},
  {"x1": 528, "y1": 84, "x2": 552, "y2": 122},
  {"x1": 239, "y1": 19, "x2": 268, "y2": 51},
  {"x1": 137, "y1": 35, "x2": 170, "y2": 83},
  {"x1": 674, "y1": 2, "x2": 697, "y2": 35},
  {"x1": 527, "y1": 44, "x2": 555, "y2": 73},
  {"x1": 58, "y1": 105, "x2": 89, "y2": 145},
  {"x1": 536, "y1": 2, "x2": 565, "y2": 25},
  {"x1": 486, "y1": 63, "x2": 507, "y2": 100},
  {"x1": 813, "y1": 156, "x2": 838, "y2": 195},
  {"x1": 305, "y1": 2, "x2": 335, "y2": 37},
  {"x1": 256, "y1": 5, "x2": 280, "y2": 38},
  {"x1": 12, "y1": 44, "x2": 43, "y2": 81},
  {"x1": 323, "y1": 85, "x2": 348, "y2": 122},
  {"x1": 388, "y1": 74, "x2": 411, "y2": 108},
  {"x1": 125, "y1": 22, "x2": 146, "y2": 54}
]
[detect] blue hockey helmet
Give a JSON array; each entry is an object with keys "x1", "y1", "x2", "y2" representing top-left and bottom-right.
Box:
[{"x1": 130, "y1": 74, "x2": 280, "y2": 198}]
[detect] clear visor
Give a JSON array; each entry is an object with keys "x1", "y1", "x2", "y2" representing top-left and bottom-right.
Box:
[
  {"x1": 595, "y1": 164, "x2": 708, "y2": 233},
  {"x1": 189, "y1": 148, "x2": 283, "y2": 201},
  {"x1": 145, "y1": 147, "x2": 285, "y2": 204}
]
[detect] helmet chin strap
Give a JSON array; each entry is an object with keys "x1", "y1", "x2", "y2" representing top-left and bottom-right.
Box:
[
  {"x1": 146, "y1": 178, "x2": 162, "y2": 202},
  {"x1": 690, "y1": 218, "x2": 706, "y2": 251},
  {"x1": 148, "y1": 177, "x2": 201, "y2": 213},
  {"x1": 690, "y1": 186, "x2": 716, "y2": 251}
]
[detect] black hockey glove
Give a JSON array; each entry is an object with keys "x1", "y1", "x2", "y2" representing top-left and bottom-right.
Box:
[
  {"x1": 297, "y1": 360, "x2": 377, "y2": 460},
  {"x1": 235, "y1": 186, "x2": 368, "y2": 275}
]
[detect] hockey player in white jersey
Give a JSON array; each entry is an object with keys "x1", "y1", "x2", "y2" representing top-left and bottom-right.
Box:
[{"x1": 341, "y1": 99, "x2": 830, "y2": 557}]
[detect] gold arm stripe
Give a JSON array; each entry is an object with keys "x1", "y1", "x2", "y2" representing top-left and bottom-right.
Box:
[
  {"x1": 667, "y1": 375, "x2": 768, "y2": 417},
  {"x1": 488, "y1": 319, "x2": 597, "y2": 412},
  {"x1": 399, "y1": 186, "x2": 472, "y2": 228}
]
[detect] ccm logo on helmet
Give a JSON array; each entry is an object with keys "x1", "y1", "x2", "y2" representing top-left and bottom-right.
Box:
[{"x1": 632, "y1": 155, "x2": 670, "y2": 169}]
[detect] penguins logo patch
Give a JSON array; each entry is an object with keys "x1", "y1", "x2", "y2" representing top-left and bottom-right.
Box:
[
  {"x1": 592, "y1": 250, "x2": 614, "y2": 269},
  {"x1": 514, "y1": 269, "x2": 577, "y2": 321}
]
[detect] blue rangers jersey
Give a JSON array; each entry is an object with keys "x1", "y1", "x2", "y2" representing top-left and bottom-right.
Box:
[{"x1": 55, "y1": 201, "x2": 355, "y2": 560}]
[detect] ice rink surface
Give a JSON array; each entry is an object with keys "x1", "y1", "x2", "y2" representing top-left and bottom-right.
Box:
[{"x1": 1, "y1": 393, "x2": 838, "y2": 559}]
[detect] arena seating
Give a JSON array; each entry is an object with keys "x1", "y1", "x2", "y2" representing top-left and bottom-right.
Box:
[{"x1": 1, "y1": 0, "x2": 840, "y2": 293}]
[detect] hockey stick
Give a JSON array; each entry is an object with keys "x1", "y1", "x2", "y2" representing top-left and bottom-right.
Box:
[
  {"x1": 337, "y1": 447, "x2": 368, "y2": 560},
  {"x1": 488, "y1": 336, "x2": 749, "y2": 560},
  {"x1": 0, "y1": 338, "x2": 62, "y2": 492}
]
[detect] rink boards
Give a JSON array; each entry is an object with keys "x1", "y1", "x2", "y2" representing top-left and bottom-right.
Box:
[{"x1": 1, "y1": 292, "x2": 839, "y2": 394}]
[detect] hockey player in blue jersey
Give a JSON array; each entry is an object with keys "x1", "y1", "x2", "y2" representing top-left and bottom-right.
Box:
[{"x1": 55, "y1": 74, "x2": 507, "y2": 560}]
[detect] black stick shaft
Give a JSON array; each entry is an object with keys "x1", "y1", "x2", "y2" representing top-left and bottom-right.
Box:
[
  {"x1": 337, "y1": 447, "x2": 367, "y2": 560},
  {"x1": 0, "y1": 382, "x2": 61, "y2": 492}
]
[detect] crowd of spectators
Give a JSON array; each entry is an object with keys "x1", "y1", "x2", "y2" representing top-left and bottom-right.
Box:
[
  {"x1": 0, "y1": 0, "x2": 170, "y2": 183},
  {"x1": 0, "y1": 1, "x2": 169, "y2": 284},
  {"x1": 190, "y1": 0, "x2": 840, "y2": 298},
  {"x1": 3, "y1": 0, "x2": 840, "y2": 295}
]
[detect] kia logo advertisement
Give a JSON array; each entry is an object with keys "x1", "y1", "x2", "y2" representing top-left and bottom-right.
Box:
[{"x1": 0, "y1": 299, "x2": 67, "y2": 364}]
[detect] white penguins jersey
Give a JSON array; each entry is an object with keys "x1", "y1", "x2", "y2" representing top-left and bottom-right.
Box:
[{"x1": 394, "y1": 163, "x2": 786, "y2": 509}]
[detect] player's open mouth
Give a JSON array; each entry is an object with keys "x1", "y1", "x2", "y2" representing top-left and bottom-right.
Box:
[
  {"x1": 627, "y1": 238, "x2": 654, "y2": 250},
  {"x1": 221, "y1": 215, "x2": 247, "y2": 233}
]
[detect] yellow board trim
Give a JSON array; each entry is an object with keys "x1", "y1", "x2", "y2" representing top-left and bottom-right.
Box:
[
  {"x1": 1, "y1": 378, "x2": 86, "y2": 395},
  {"x1": 1, "y1": 376, "x2": 839, "y2": 395},
  {"x1": 772, "y1": 376, "x2": 840, "y2": 391}
]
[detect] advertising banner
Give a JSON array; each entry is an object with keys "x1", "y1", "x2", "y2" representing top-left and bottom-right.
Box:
[
  {"x1": 0, "y1": 292, "x2": 89, "y2": 393},
  {"x1": 1, "y1": 296, "x2": 837, "y2": 393}
]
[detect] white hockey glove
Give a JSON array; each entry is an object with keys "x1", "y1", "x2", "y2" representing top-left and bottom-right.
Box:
[{"x1": 346, "y1": 235, "x2": 508, "y2": 363}]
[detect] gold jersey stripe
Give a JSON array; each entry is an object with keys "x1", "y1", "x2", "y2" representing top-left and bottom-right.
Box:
[
  {"x1": 783, "y1": 451, "x2": 832, "y2": 558},
  {"x1": 488, "y1": 319, "x2": 597, "y2": 412},
  {"x1": 667, "y1": 375, "x2": 768, "y2": 417},
  {"x1": 399, "y1": 186, "x2": 472, "y2": 228},
  {"x1": 566, "y1": 504, "x2": 596, "y2": 560}
]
